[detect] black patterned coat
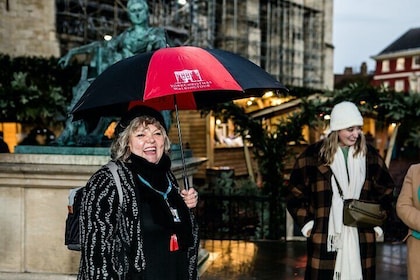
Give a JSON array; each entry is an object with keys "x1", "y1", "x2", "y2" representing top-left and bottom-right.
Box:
[
  {"x1": 77, "y1": 160, "x2": 199, "y2": 280},
  {"x1": 286, "y1": 141, "x2": 394, "y2": 280}
]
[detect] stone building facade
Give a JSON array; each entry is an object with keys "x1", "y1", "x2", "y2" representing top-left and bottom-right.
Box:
[
  {"x1": 0, "y1": 0, "x2": 60, "y2": 57},
  {"x1": 0, "y1": 0, "x2": 334, "y2": 89}
]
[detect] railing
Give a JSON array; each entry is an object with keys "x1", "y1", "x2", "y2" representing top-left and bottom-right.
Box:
[{"x1": 196, "y1": 192, "x2": 270, "y2": 240}]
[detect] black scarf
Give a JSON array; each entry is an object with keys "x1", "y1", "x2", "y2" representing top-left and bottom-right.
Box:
[{"x1": 128, "y1": 153, "x2": 172, "y2": 191}]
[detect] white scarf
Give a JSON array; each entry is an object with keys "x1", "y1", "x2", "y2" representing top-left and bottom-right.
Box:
[{"x1": 328, "y1": 146, "x2": 366, "y2": 280}]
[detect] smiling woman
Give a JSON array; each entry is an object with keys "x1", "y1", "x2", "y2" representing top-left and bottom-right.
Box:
[
  {"x1": 114, "y1": 106, "x2": 170, "y2": 164},
  {"x1": 77, "y1": 105, "x2": 200, "y2": 280},
  {"x1": 286, "y1": 101, "x2": 395, "y2": 279}
]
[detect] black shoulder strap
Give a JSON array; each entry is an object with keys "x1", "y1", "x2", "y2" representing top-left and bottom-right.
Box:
[{"x1": 332, "y1": 173, "x2": 344, "y2": 200}]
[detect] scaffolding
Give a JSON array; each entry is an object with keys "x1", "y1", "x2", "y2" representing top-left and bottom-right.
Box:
[
  {"x1": 55, "y1": 0, "x2": 332, "y2": 90},
  {"x1": 56, "y1": 0, "x2": 130, "y2": 53}
]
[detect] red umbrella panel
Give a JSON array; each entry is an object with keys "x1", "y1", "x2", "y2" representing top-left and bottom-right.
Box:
[
  {"x1": 144, "y1": 47, "x2": 243, "y2": 101},
  {"x1": 71, "y1": 46, "x2": 287, "y2": 121}
]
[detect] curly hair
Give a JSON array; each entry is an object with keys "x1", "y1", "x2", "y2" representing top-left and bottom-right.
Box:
[
  {"x1": 319, "y1": 131, "x2": 367, "y2": 165},
  {"x1": 110, "y1": 116, "x2": 171, "y2": 162}
]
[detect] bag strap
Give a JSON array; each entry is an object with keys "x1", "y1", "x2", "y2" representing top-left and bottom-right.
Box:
[
  {"x1": 332, "y1": 173, "x2": 344, "y2": 200},
  {"x1": 106, "y1": 161, "x2": 123, "y2": 206}
]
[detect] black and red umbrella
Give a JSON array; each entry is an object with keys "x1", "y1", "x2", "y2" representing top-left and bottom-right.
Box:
[
  {"x1": 71, "y1": 46, "x2": 287, "y2": 189},
  {"x1": 71, "y1": 46, "x2": 287, "y2": 120}
]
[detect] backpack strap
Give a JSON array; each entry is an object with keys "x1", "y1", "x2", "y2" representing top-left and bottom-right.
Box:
[{"x1": 106, "y1": 161, "x2": 123, "y2": 206}]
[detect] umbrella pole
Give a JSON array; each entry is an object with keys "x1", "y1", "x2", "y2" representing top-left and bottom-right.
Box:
[{"x1": 174, "y1": 96, "x2": 190, "y2": 190}]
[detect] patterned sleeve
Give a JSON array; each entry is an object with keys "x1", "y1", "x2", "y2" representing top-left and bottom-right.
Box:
[{"x1": 79, "y1": 168, "x2": 121, "y2": 280}]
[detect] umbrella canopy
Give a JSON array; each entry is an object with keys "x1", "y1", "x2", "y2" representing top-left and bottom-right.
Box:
[{"x1": 70, "y1": 46, "x2": 287, "y2": 121}]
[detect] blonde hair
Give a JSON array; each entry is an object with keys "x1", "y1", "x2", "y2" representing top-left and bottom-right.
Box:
[
  {"x1": 319, "y1": 131, "x2": 367, "y2": 165},
  {"x1": 110, "y1": 116, "x2": 171, "y2": 162}
]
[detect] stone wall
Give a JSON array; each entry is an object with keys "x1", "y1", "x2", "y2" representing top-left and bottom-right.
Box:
[
  {"x1": 0, "y1": 0, "x2": 60, "y2": 57},
  {"x1": 0, "y1": 154, "x2": 107, "y2": 274}
]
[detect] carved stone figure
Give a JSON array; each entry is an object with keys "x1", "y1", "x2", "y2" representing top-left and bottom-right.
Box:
[
  {"x1": 56, "y1": 0, "x2": 167, "y2": 146},
  {"x1": 58, "y1": 0, "x2": 166, "y2": 76}
]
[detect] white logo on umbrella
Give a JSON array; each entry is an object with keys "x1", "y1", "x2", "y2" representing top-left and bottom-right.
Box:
[
  {"x1": 171, "y1": 69, "x2": 212, "y2": 91},
  {"x1": 175, "y1": 69, "x2": 202, "y2": 83}
]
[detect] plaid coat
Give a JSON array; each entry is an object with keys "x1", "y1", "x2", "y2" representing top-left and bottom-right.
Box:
[{"x1": 287, "y1": 141, "x2": 395, "y2": 280}]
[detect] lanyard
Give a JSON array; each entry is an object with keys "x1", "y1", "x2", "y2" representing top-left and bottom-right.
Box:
[
  {"x1": 137, "y1": 173, "x2": 172, "y2": 200},
  {"x1": 138, "y1": 173, "x2": 181, "y2": 251}
]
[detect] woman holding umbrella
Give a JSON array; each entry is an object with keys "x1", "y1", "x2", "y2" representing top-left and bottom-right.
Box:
[{"x1": 78, "y1": 105, "x2": 199, "y2": 280}]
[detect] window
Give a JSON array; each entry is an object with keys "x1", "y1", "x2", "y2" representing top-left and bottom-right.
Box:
[
  {"x1": 396, "y1": 57, "x2": 405, "y2": 71},
  {"x1": 395, "y1": 80, "x2": 405, "y2": 92},
  {"x1": 412, "y1": 56, "x2": 420, "y2": 69},
  {"x1": 409, "y1": 73, "x2": 420, "y2": 93},
  {"x1": 382, "y1": 81, "x2": 390, "y2": 90},
  {"x1": 381, "y1": 60, "x2": 389, "y2": 72}
]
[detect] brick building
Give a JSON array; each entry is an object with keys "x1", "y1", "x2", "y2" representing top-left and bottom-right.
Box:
[{"x1": 371, "y1": 27, "x2": 420, "y2": 93}]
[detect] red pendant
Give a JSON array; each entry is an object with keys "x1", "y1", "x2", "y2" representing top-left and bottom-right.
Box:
[{"x1": 170, "y1": 234, "x2": 179, "y2": 252}]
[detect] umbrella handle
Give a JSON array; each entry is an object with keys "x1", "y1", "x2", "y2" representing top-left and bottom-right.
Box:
[{"x1": 174, "y1": 96, "x2": 190, "y2": 190}]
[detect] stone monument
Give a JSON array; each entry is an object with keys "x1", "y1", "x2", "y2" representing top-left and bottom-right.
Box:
[{"x1": 55, "y1": 0, "x2": 167, "y2": 147}]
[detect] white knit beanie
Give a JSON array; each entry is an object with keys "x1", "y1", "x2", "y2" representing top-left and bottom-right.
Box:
[{"x1": 329, "y1": 101, "x2": 363, "y2": 131}]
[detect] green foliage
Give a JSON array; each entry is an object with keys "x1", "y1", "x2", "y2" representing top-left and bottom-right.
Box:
[
  {"x1": 7, "y1": 72, "x2": 66, "y2": 123},
  {"x1": 0, "y1": 54, "x2": 80, "y2": 126},
  {"x1": 209, "y1": 102, "x2": 306, "y2": 239},
  {"x1": 406, "y1": 127, "x2": 420, "y2": 148},
  {"x1": 303, "y1": 82, "x2": 420, "y2": 147}
]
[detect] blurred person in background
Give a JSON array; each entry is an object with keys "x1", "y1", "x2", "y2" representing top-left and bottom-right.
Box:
[
  {"x1": 19, "y1": 127, "x2": 56, "y2": 146},
  {"x1": 396, "y1": 163, "x2": 420, "y2": 280},
  {"x1": 0, "y1": 131, "x2": 10, "y2": 153}
]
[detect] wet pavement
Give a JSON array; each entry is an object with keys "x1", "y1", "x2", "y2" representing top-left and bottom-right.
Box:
[
  {"x1": 0, "y1": 240, "x2": 406, "y2": 279},
  {"x1": 0, "y1": 274, "x2": 76, "y2": 280},
  {"x1": 199, "y1": 240, "x2": 407, "y2": 280}
]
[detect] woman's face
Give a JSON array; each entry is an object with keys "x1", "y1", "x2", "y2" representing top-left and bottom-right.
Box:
[
  {"x1": 128, "y1": 123, "x2": 165, "y2": 164},
  {"x1": 337, "y1": 126, "x2": 362, "y2": 147}
]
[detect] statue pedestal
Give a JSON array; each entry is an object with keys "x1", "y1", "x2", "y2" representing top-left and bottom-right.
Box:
[{"x1": 0, "y1": 153, "x2": 206, "y2": 274}]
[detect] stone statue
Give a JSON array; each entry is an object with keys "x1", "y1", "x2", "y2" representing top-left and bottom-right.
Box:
[
  {"x1": 56, "y1": 0, "x2": 168, "y2": 146},
  {"x1": 58, "y1": 0, "x2": 167, "y2": 76}
]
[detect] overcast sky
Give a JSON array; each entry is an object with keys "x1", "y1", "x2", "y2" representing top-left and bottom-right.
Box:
[{"x1": 333, "y1": 0, "x2": 420, "y2": 74}]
